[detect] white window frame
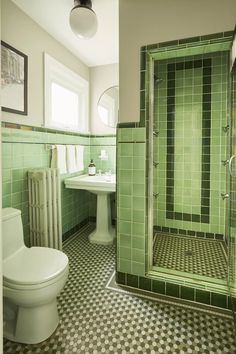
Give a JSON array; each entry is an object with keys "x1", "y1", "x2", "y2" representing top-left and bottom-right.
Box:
[{"x1": 44, "y1": 53, "x2": 89, "y2": 133}]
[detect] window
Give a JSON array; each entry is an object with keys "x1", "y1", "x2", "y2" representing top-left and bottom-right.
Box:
[{"x1": 44, "y1": 53, "x2": 89, "y2": 132}]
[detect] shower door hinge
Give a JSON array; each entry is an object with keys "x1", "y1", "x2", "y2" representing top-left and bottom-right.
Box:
[
  {"x1": 222, "y1": 125, "x2": 230, "y2": 133},
  {"x1": 153, "y1": 130, "x2": 159, "y2": 137},
  {"x1": 221, "y1": 159, "x2": 229, "y2": 166},
  {"x1": 221, "y1": 193, "x2": 229, "y2": 200}
]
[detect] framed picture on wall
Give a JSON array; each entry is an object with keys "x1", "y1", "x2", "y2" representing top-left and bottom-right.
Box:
[{"x1": 1, "y1": 41, "x2": 28, "y2": 115}]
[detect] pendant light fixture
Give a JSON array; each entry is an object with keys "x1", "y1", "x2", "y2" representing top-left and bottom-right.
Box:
[{"x1": 69, "y1": 0, "x2": 98, "y2": 39}]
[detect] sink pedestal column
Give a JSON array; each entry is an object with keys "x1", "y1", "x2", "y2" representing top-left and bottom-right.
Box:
[{"x1": 89, "y1": 192, "x2": 115, "y2": 245}]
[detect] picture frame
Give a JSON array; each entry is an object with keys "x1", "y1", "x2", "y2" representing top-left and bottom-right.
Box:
[{"x1": 1, "y1": 41, "x2": 28, "y2": 115}]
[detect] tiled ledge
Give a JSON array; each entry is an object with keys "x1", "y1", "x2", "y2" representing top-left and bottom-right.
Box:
[
  {"x1": 116, "y1": 271, "x2": 236, "y2": 311},
  {"x1": 1, "y1": 122, "x2": 116, "y2": 145}
]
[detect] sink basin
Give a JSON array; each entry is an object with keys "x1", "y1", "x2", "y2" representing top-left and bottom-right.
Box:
[
  {"x1": 64, "y1": 174, "x2": 115, "y2": 194},
  {"x1": 65, "y1": 174, "x2": 116, "y2": 245}
]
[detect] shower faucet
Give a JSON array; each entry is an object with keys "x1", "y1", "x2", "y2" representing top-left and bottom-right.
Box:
[{"x1": 221, "y1": 193, "x2": 229, "y2": 200}]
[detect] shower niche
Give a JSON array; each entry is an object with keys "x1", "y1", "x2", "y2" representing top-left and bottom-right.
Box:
[{"x1": 143, "y1": 31, "x2": 236, "y2": 301}]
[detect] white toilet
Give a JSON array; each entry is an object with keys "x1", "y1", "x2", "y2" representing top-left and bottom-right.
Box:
[{"x1": 2, "y1": 208, "x2": 69, "y2": 344}]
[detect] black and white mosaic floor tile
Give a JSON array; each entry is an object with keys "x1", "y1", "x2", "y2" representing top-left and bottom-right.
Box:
[
  {"x1": 153, "y1": 233, "x2": 227, "y2": 279},
  {"x1": 4, "y1": 225, "x2": 236, "y2": 354}
]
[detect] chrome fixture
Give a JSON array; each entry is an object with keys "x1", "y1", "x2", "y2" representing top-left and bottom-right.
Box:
[
  {"x1": 69, "y1": 0, "x2": 98, "y2": 39},
  {"x1": 153, "y1": 161, "x2": 159, "y2": 168},
  {"x1": 221, "y1": 193, "x2": 229, "y2": 200},
  {"x1": 221, "y1": 159, "x2": 229, "y2": 166},
  {"x1": 153, "y1": 130, "x2": 159, "y2": 137},
  {"x1": 154, "y1": 75, "x2": 163, "y2": 84},
  {"x1": 222, "y1": 124, "x2": 230, "y2": 133},
  {"x1": 229, "y1": 154, "x2": 236, "y2": 177}
]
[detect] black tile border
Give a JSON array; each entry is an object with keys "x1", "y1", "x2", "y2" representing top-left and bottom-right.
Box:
[
  {"x1": 62, "y1": 218, "x2": 90, "y2": 241},
  {"x1": 153, "y1": 225, "x2": 224, "y2": 240},
  {"x1": 116, "y1": 271, "x2": 233, "y2": 311},
  {"x1": 166, "y1": 58, "x2": 211, "y2": 224}
]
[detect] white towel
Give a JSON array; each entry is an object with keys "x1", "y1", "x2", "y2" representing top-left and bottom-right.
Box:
[
  {"x1": 75, "y1": 145, "x2": 84, "y2": 172},
  {"x1": 51, "y1": 145, "x2": 67, "y2": 174},
  {"x1": 66, "y1": 145, "x2": 77, "y2": 174}
]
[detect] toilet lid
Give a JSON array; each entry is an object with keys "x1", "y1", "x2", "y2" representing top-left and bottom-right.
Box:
[{"x1": 3, "y1": 247, "x2": 68, "y2": 285}]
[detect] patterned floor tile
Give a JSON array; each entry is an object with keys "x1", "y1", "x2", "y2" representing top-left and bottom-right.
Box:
[
  {"x1": 3, "y1": 225, "x2": 236, "y2": 353},
  {"x1": 153, "y1": 233, "x2": 227, "y2": 279}
]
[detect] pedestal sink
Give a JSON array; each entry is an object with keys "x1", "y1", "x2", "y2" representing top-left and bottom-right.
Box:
[{"x1": 64, "y1": 174, "x2": 116, "y2": 245}]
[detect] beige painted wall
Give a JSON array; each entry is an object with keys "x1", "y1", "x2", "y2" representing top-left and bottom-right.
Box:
[
  {"x1": 119, "y1": 0, "x2": 236, "y2": 123},
  {"x1": 90, "y1": 63, "x2": 118, "y2": 135},
  {"x1": 1, "y1": 0, "x2": 89, "y2": 128}
]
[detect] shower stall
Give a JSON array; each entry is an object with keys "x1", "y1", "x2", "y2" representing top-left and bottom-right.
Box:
[{"x1": 146, "y1": 31, "x2": 236, "y2": 312}]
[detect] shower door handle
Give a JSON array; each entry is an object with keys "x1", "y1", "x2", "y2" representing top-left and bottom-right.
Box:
[{"x1": 229, "y1": 155, "x2": 236, "y2": 177}]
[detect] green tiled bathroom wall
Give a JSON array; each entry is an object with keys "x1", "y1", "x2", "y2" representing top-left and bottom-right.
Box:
[
  {"x1": 2, "y1": 123, "x2": 116, "y2": 245},
  {"x1": 117, "y1": 128, "x2": 147, "y2": 276},
  {"x1": 230, "y1": 68, "x2": 236, "y2": 300},
  {"x1": 153, "y1": 51, "x2": 229, "y2": 238},
  {"x1": 116, "y1": 31, "x2": 236, "y2": 310}
]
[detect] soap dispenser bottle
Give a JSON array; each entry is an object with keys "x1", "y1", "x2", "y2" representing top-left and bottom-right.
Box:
[{"x1": 88, "y1": 159, "x2": 96, "y2": 176}]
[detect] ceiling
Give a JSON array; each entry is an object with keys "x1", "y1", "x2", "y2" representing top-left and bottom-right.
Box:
[{"x1": 12, "y1": 0, "x2": 119, "y2": 67}]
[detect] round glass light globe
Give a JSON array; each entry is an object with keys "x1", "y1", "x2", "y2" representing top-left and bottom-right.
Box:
[{"x1": 69, "y1": 6, "x2": 98, "y2": 39}]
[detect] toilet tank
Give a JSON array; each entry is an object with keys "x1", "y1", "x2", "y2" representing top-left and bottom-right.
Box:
[{"x1": 2, "y1": 208, "x2": 25, "y2": 260}]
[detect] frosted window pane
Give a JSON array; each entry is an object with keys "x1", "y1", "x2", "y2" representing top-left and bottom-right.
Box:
[{"x1": 51, "y1": 82, "x2": 79, "y2": 128}]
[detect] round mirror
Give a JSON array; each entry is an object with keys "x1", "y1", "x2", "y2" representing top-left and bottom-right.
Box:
[{"x1": 97, "y1": 86, "x2": 119, "y2": 128}]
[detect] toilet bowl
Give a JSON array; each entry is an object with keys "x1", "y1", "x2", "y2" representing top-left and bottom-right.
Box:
[{"x1": 2, "y1": 208, "x2": 69, "y2": 344}]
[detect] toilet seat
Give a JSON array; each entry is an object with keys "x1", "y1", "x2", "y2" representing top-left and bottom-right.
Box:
[{"x1": 3, "y1": 246, "x2": 68, "y2": 288}]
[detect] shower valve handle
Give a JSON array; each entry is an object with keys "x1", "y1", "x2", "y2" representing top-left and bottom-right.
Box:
[{"x1": 221, "y1": 193, "x2": 229, "y2": 200}]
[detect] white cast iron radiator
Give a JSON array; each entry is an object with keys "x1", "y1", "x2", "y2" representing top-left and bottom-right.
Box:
[{"x1": 28, "y1": 168, "x2": 62, "y2": 250}]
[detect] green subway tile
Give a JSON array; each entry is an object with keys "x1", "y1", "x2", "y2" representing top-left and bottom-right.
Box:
[
  {"x1": 166, "y1": 283, "x2": 180, "y2": 298},
  {"x1": 119, "y1": 221, "x2": 131, "y2": 235},
  {"x1": 2, "y1": 195, "x2": 11, "y2": 208},
  {"x1": 119, "y1": 234, "x2": 131, "y2": 248},
  {"x1": 126, "y1": 274, "x2": 139, "y2": 288},
  {"x1": 120, "y1": 247, "x2": 131, "y2": 260},
  {"x1": 12, "y1": 168, "x2": 25, "y2": 181},
  {"x1": 132, "y1": 222, "x2": 145, "y2": 236},
  {"x1": 133, "y1": 184, "x2": 145, "y2": 197},
  {"x1": 119, "y1": 183, "x2": 132, "y2": 196},
  {"x1": 132, "y1": 128, "x2": 145, "y2": 142},
  {"x1": 120, "y1": 157, "x2": 133, "y2": 169},
  {"x1": 119, "y1": 208, "x2": 132, "y2": 221},
  {"x1": 152, "y1": 280, "x2": 166, "y2": 294},
  {"x1": 119, "y1": 258, "x2": 132, "y2": 274},
  {"x1": 196, "y1": 290, "x2": 211, "y2": 304},
  {"x1": 2, "y1": 183, "x2": 11, "y2": 195},
  {"x1": 131, "y1": 262, "x2": 145, "y2": 276},
  {"x1": 119, "y1": 195, "x2": 132, "y2": 209},
  {"x1": 133, "y1": 144, "x2": 145, "y2": 157},
  {"x1": 2, "y1": 169, "x2": 11, "y2": 183},
  {"x1": 211, "y1": 293, "x2": 227, "y2": 308},
  {"x1": 12, "y1": 181, "x2": 24, "y2": 193},
  {"x1": 133, "y1": 157, "x2": 145, "y2": 170},
  {"x1": 133, "y1": 197, "x2": 145, "y2": 210},
  {"x1": 139, "y1": 277, "x2": 151, "y2": 291},
  {"x1": 132, "y1": 210, "x2": 145, "y2": 223},
  {"x1": 133, "y1": 170, "x2": 145, "y2": 184},
  {"x1": 132, "y1": 249, "x2": 145, "y2": 263},
  {"x1": 132, "y1": 236, "x2": 145, "y2": 250},
  {"x1": 120, "y1": 170, "x2": 133, "y2": 183},
  {"x1": 116, "y1": 272, "x2": 126, "y2": 285},
  {"x1": 180, "y1": 286, "x2": 195, "y2": 301},
  {"x1": 120, "y1": 143, "x2": 133, "y2": 156},
  {"x1": 12, "y1": 192, "x2": 22, "y2": 206}
]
